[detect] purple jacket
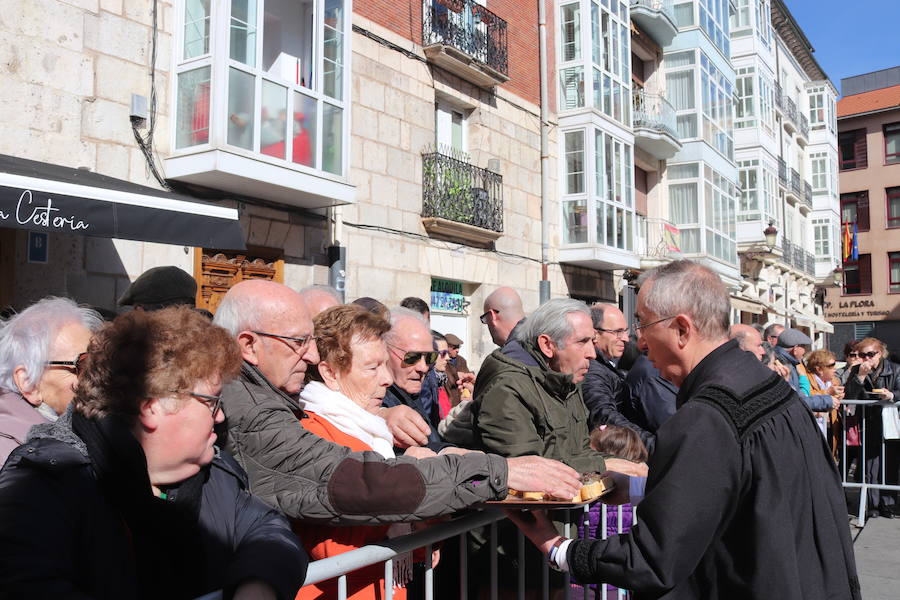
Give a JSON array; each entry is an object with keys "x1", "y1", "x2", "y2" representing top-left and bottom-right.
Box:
[{"x1": 0, "y1": 391, "x2": 49, "y2": 466}]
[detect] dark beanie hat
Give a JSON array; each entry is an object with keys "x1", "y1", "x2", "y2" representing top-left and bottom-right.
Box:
[{"x1": 118, "y1": 266, "x2": 197, "y2": 307}]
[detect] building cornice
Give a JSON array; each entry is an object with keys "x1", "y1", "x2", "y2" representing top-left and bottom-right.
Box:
[{"x1": 770, "y1": 0, "x2": 832, "y2": 86}]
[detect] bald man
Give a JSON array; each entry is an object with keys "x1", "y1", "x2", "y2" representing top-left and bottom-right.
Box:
[
  {"x1": 299, "y1": 285, "x2": 342, "y2": 318},
  {"x1": 482, "y1": 287, "x2": 526, "y2": 347},
  {"x1": 214, "y1": 280, "x2": 583, "y2": 524},
  {"x1": 730, "y1": 324, "x2": 765, "y2": 361}
]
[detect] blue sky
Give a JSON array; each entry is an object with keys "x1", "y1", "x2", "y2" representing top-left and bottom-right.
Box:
[{"x1": 786, "y1": 0, "x2": 900, "y2": 96}]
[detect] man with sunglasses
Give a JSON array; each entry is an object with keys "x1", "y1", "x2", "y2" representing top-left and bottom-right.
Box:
[
  {"x1": 215, "y1": 281, "x2": 583, "y2": 526},
  {"x1": 583, "y1": 303, "x2": 655, "y2": 451},
  {"x1": 0, "y1": 297, "x2": 102, "y2": 464},
  {"x1": 381, "y1": 308, "x2": 449, "y2": 451}
]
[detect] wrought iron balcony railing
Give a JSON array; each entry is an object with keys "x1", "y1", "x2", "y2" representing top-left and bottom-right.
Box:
[
  {"x1": 793, "y1": 245, "x2": 805, "y2": 271},
  {"x1": 774, "y1": 82, "x2": 784, "y2": 112},
  {"x1": 630, "y1": 0, "x2": 676, "y2": 23},
  {"x1": 423, "y1": 0, "x2": 508, "y2": 77},
  {"x1": 632, "y1": 90, "x2": 679, "y2": 139},
  {"x1": 803, "y1": 181, "x2": 812, "y2": 208},
  {"x1": 784, "y1": 95, "x2": 797, "y2": 125},
  {"x1": 422, "y1": 150, "x2": 503, "y2": 233},
  {"x1": 637, "y1": 216, "x2": 682, "y2": 259},
  {"x1": 799, "y1": 114, "x2": 809, "y2": 139},
  {"x1": 782, "y1": 237, "x2": 794, "y2": 267},
  {"x1": 778, "y1": 157, "x2": 788, "y2": 186},
  {"x1": 790, "y1": 168, "x2": 802, "y2": 196},
  {"x1": 804, "y1": 249, "x2": 815, "y2": 275}
]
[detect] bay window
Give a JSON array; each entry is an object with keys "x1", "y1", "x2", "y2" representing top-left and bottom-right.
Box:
[
  {"x1": 735, "y1": 67, "x2": 755, "y2": 129},
  {"x1": 668, "y1": 162, "x2": 736, "y2": 263},
  {"x1": 173, "y1": 0, "x2": 349, "y2": 176}
]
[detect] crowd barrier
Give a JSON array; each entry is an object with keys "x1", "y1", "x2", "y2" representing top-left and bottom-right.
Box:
[
  {"x1": 198, "y1": 398, "x2": 899, "y2": 600},
  {"x1": 838, "y1": 399, "x2": 900, "y2": 526}
]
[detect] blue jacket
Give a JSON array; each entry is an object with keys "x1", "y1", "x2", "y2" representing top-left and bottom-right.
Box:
[{"x1": 775, "y1": 346, "x2": 833, "y2": 412}]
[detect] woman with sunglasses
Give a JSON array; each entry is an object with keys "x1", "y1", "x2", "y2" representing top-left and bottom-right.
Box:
[
  {"x1": 295, "y1": 304, "x2": 437, "y2": 600},
  {"x1": 0, "y1": 306, "x2": 307, "y2": 599},
  {"x1": 805, "y1": 349, "x2": 845, "y2": 461},
  {"x1": 836, "y1": 340, "x2": 863, "y2": 385},
  {"x1": 0, "y1": 297, "x2": 102, "y2": 464},
  {"x1": 845, "y1": 337, "x2": 900, "y2": 519}
]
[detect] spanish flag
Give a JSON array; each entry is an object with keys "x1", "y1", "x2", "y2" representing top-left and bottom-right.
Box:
[{"x1": 842, "y1": 222, "x2": 852, "y2": 262}]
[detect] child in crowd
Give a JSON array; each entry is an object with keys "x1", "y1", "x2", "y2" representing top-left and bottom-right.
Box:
[{"x1": 571, "y1": 425, "x2": 649, "y2": 600}]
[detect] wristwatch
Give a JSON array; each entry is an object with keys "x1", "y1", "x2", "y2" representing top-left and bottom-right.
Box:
[{"x1": 547, "y1": 537, "x2": 568, "y2": 571}]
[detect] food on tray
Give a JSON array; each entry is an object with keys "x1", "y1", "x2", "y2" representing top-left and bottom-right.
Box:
[
  {"x1": 871, "y1": 388, "x2": 888, "y2": 394},
  {"x1": 506, "y1": 473, "x2": 613, "y2": 503}
]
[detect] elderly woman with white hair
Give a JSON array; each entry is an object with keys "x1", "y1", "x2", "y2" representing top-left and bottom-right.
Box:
[{"x1": 0, "y1": 297, "x2": 102, "y2": 463}]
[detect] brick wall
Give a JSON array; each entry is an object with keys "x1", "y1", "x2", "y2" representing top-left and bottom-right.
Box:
[{"x1": 355, "y1": 0, "x2": 556, "y2": 109}]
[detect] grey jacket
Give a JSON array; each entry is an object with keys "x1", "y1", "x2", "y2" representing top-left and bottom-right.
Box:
[{"x1": 220, "y1": 363, "x2": 509, "y2": 524}]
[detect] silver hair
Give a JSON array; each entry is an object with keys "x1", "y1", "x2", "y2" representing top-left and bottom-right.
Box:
[
  {"x1": 589, "y1": 303, "x2": 618, "y2": 329},
  {"x1": 636, "y1": 260, "x2": 731, "y2": 340},
  {"x1": 299, "y1": 284, "x2": 342, "y2": 303},
  {"x1": 0, "y1": 297, "x2": 103, "y2": 394},
  {"x1": 516, "y1": 298, "x2": 590, "y2": 349},
  {"x1": 212, "y1": 292, "x2": 268, "y2": 337},
  {"x1": 384, "y1": 306, "x2": 428, "y2": 345}
]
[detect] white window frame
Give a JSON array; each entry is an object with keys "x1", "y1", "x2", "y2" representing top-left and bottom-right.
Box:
[
  {"x1": 735, "y1": 66, "x2": 756, "y2": 129},
  {"x1": 435, "y1": 100, "x2": 468, "y2": 155},
  {"x1": 171, "y1": 0, "x2": 351, "y2": 178}
]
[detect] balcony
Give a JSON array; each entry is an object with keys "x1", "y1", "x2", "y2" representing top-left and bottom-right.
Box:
[
  {"x1": 637, "y1": 216, "x2": 682, "y2": 268},
  {"x1": 774, "y1": 83, "x2": 784, "y2": 115},
  {"x1": 630, "y1": 0, "x2": 678, "y2": 47},
  {"x1": 804, "y1": 250, "x2": 815, "y2": 276},
  {"x1": 778, "y1": 157, "x2": 788, "y2": 188},
  {"x1": 632, "y1": 90, "x2": 682, "y2": 159},
  {"x1": 787, "y1": 168, "x2": 801, "y2": 202},
  {"x1": 782, "y1": 237, "x2": 794, "y2": 267},
  {"x1": 798, "y1": 114, "x2": 809, "y2": 145},
  {"x1": 802, "y1": 181, "x2": 812, "y2": 211},
  {"x1": 421, "y1": 150, "x2": 503, "y2": 246},
  {"x1": 783, "y1": 95, "x2": 797, "y2": 134},
  {"x1": 422, "y1": 0, "x2": 509, "y2": 88}
]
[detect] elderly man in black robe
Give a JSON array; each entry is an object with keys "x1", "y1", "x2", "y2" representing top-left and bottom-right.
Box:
[{"x1": 509, "y1": 260, "x2": 860, "y2": 600}]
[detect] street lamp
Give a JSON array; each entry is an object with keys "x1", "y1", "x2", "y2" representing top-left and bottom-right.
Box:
[
  {"x1": 743, "y1": 221, "x2": 779, "y2": 260},
  {"x1": 763, "y1": 221, "x2": 778, "y2": 251}
]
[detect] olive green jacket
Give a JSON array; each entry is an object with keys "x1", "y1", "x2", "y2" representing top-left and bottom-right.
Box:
[{"x1": 472, "y1": 344, "x2": 606, "y2": 475}]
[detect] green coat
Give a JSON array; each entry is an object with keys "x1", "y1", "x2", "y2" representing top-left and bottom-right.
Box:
[{"x1": 472, "y1": 344, "x2": 606, "y2": 475}]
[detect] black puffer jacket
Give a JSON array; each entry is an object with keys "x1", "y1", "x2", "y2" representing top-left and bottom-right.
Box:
[{"x1": 0, "y1": 410, "x2": 307, "y2": 600}]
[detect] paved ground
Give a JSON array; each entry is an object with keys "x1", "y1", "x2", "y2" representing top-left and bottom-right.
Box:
[{"x1": 850, "y1": 515, "x2": 900, "y2": 599}]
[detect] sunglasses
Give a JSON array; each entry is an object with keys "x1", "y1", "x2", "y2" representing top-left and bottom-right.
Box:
[
  {"x1": 45, "y1": 352, "x2": 88, "y2": 376},
  {"x1": 847, "y1": 352, "x2": 859, "y2": 358},
  {"x1": 858, "y1": 351, "x2": 880, "y2": 359},
  {"x1": 824, "y1": 362, "x2": 837, "y2": 368},
  {"x1": 437, "y1": 349, "x2": 450, "y2": 357},
  {"x1": 388, "y1": 343, "x2": 438, "y2": 366}
]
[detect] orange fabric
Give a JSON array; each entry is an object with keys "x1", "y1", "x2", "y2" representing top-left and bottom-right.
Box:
[
  {"x1": 294, "y1": 411, "x2": 406, "y2": 600},
  {"x1": 837, "y1": 84, "x2": 900, "y2": 118}
]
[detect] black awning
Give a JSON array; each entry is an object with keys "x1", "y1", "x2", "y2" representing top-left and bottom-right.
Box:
[{"x1": 0, "y1": 154, "x2": 245, "y2": 249}]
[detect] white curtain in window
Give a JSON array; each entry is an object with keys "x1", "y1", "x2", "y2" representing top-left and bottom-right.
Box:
[
  {"x1": 667, "y1": 71, "x2": 694, "y2": 111},
  {"x1": 670, "y1": 183, "x2": 698, "y2": 224}
]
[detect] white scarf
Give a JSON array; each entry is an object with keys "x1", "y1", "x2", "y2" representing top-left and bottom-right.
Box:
[
  {"x1": 299, "y1": 381, "x2": 395, "y2": 459},
  {"x1": 299, "y1": 381, "x2": 415, "y2": 586}
]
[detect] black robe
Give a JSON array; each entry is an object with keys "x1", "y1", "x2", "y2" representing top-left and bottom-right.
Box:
[{"x1": 567, "y1": 339, "x2": 860, "y2": 599}]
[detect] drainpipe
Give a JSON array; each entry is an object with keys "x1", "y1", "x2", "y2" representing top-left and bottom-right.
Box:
[{"x1": 538, "y1": 0, "x2": 551, "y2": 304}]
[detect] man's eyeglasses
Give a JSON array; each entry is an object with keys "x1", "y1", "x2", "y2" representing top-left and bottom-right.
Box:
[
  {"x1": 595, "y1": 327, "x2": 630, "y2": 340},
  {"x1": 479, "y1": 309, "x2": 497, "y2": 325},
  {"x1": 252, "y1": 331, "x2": 316, "y2": 354},
  {"x1": 172, "y1": 390, "x2": 222, "y2": 416},
  {"x1": 387, "y1": 343, "x2": 438, "y2": 366},
  {"x1": 858, "y1": 351, "x2": 880, "y2": 359},
  {"x1": 632, "y1": 316, "x2": 676, "y2": 332},
  {"x1": 45, "y1": 352, "x2": 88, "y2": 376}
]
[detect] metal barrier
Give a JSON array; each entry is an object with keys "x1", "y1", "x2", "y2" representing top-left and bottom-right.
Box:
[
  {"x1": 838, "y1": 399, "x2": 900, "y2": 526},
  {"x1": 301, "y1": 504, "x2": 636, "y2": 600}
]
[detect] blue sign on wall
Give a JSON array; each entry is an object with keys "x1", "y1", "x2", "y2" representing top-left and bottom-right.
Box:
[{"x1": 27, "y1": 231, "x2": 48, "y2": 264}]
